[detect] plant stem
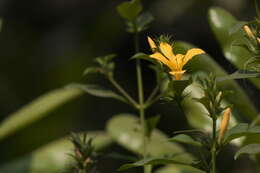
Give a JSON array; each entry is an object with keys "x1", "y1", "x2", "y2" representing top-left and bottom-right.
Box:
[
  {"x1": 108, "y1": 75, "x2": 139, "y2": 108},
  {"x1": 134, "y1": 23, "x2": 149, "y2": 173},
  {"x1": 145, "y1": 85, "x2": 159, "y2": 105},
  {"x1": 211, "y1": 117, "x2": 217, "y2": 173}
]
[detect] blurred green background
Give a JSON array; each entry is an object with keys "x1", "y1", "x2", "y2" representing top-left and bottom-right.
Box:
[{"x1": 0, "y1": 0, "x2": 259, "y2": 172}]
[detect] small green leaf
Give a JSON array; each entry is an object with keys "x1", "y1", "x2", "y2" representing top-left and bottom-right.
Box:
[
  {"x1": 131, "y1": 52, "x2": 152, "y2": 61},
  {"x1": 217, "y1": 70, "x2": 260, "y2": 82},
  {"x1": 118, "y1": 157, "x2": 194, "y2": 171},
  {"x1": 169, "y1": 134, "x2": 202, "y2": 147},
  {"x1": 83, "y1": 67, "x2": 102, "y2": 76},
  {"x1": 146, "y1": 115, "x2": 161, "y2": 137},
  {"x1": 117, "y1": 0, "x2": 142, "y2": 21},
  {"x1": 234, "y1": 144, "x2": 260, "y2": 160},
  {"x1": 66, "y1": 83, "x2": 127, "y2": 103},
  {"x1": 136, "y1": 12, "x2": 154, "y2": 32},
  {"x1": 94, "y1": 54, "x2": 116, "y2": 66}
]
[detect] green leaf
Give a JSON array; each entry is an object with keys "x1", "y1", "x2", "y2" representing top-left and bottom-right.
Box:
[
  {"x1": 217, "y1": 70, "x2": 260, "y2": 82},
  {"x1": 223, "y1": 123, "x2": 260, "y2": 144},
  {"x1": 83, "y1": 66, "x2": 102, "y2": 76},
  {"x1": 0, "y1": 87, "x2": 84, "y2": 141},
  {"x1": 131, "y1": 52, "x2": 153, "y2": 62},
  {"x1": 169, "y1": 134, "x2": 202, "y2": 147},
  {"x1": 155, "y1": 165, "x2": 206, "y2": 173},
  {"x1": 208, "y1": 7, "x2": 260, "y2": 88},
  {"x1": 146, "y1": 115, "x2": 161, "y2": 137},
  {"x1": 106, "y1": 114, "x2": 194, "y2": 161},
  {"x1": 0, "y1": 131, "x2": 113, "y2": 173},
  {"x1": 136, "y1": 12, "x2": 154, "y2": 32},
  {"x1": 118, "y1": 157, "x2": 194, "y2": 171},
  {"x1": 169, "y1": 79, "x2": 192, "y2": 97},
  {"x1": 234, "y1": 144, "x2": 260, "y2": 160},
  {"x1": 66, "y1": 83, "x2": 127, "y2": 103},
  {"x1": 117, "y1": 0, "x2": 142, "y2": 21}
]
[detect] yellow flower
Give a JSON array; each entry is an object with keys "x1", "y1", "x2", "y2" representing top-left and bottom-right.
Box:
[
  {"x1": 147, "y1": 36, "x2": 205, "y2": 80},
  {"x1": 218, "y1": 108, "x2": 231, "y2": 143}
]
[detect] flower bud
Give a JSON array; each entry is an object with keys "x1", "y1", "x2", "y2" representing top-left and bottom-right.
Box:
[
  {"x1": 147, "y1": 36, "x2": 157, "y2": 52},
  {"x1": 257, "y1": 37, "x2": 260, "y2": 44},
  {"x1": 243, "y1": 25, "x2": 255, "y2": 40},
  {"x1": 218, "y1": 108, "x2": 231, "y2": 143}
]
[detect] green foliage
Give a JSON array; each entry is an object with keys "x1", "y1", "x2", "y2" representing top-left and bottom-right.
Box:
[
  {"x1": 169, "y1": 134, "x2": 202, "y2": 147},
  {"x1": 0, "y1": 87, "x2": 84, "y2": 141},
  {"x1": 195, "y1": 74, "x2": 227, "y2": 119},
  {"x1": 0, "y1": 132, "x2": 113, "y2": 173},
  {"x1": 222, "y1": 124, "x2": 260, "y2": 145},
  {"x1": 145, "y1": 115, "x2": 161, "y2": 138},
  {"x1": 118, "y1": 157, "x2": 195, "y2": 171},
  {"x1": 83, "y1": 54, "x2": 116, "y2": 77},
  {"x1": 235, "y1": 144, "x2": 260, "y2": 160},
  {"x1": 208, "y1": 7, "x2": 260, "y2": 88},
  {"x1": 66, "y1": 133, "x2": 97, "y2": 173},
  {"x1": 166, "y1": 79, "x2": 192, "y2": 103},
  {"x1": 106, "y1": 114, "x2": 194, "y2": 160},
  {"x1": 66, "y1": 83, "x2": 127, "y2": 104},
  {"x1": 174, "y1": 41, "x2": 258, "y2": 123},
  {"x1": 217, "y1": 70, "x2": 260, "y2": 82},
  {"x1": 117, "y1": 0, "x2": 142, "y2": 21}
]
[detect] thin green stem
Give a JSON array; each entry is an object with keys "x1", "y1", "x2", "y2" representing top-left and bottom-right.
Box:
[
  {"x1": 108, "y1": 75, "x2": 139, "y2": 108},
  {"x1": 145, "y1": 85, "x2": 159, "y2": 105},
  {"x1": 211, "y1": 117, "x2": 217, "y2": 173},
  {"x1": 133, "y1": 22, "x2": 149, "y2": 173}
]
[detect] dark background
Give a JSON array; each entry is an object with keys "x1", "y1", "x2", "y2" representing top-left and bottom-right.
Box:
[{"x1": 0, "y1": 0, "x2": 259, "y2": 172}]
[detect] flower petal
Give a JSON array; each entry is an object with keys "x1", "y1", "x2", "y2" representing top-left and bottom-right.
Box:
[
  {"x1": 159, "y1": 42, "x2": 175, "y2": 59},
  {"x1": 172, "y1": 54, "x2": 185, "y2": 70},
  {"x1": 150, "y1": 52, "x2": 174, "y2": 70},
  {"x1": 147, "y1": 36, "x2": 157, "y2": 52},
  {"x1": 182, "y1": 48, "x2": 205, "y2": 66}
]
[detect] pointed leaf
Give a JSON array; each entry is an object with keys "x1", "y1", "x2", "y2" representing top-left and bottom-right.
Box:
[
  {"x1": 83, "y1": 67, "x2": 102, "y2": 76},
  {"x1": 66, "y1": 83, "x2": 127, "y2": 103},
  {"x1": 118, "y1": 157, "x2": 194, "y2": 171},
  {"x1": 117, "y1": 0, "x2": 142, "y2": 21},
  {"x1": 223, "y1": 123, "x2": 260, "y2": 144},
  {"x1": 169, "y1": 134, "x2": 202, "y2": 147},
  {"x1": 217, "y1": 70, "x2": 260, "y2": 82},
  {"x1": 136, "y1": 12, "x2": 154, "y2": 32},
  {"x1": 146, "y1": 115, "x2": 161, "y2": 137},
  {"x1": 235, "y1": 144, "x2": 260, "y2": 160},
  {"x1": 0, "y1": 87, "x2": 84, "y2": 141}
]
